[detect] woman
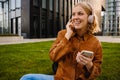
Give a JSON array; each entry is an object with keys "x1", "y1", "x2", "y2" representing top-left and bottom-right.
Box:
[
  {"x1": 49, "y1": 2, "x2": 102, "y2": 80},
  {"x1": 20, "y1": 2, "x2": 102, "y2": 80}
]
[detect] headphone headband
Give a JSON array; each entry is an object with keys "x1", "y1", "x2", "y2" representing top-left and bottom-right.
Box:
[{"x1": 86, "y1": 3, "x2": 94, "y2": 24}]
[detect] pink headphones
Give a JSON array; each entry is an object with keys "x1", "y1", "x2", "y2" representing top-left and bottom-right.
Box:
[{"x1": 87, "y1": 3, "x2": 95, "y2": 24}]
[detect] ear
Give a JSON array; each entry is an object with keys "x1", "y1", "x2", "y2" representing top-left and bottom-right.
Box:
[{"x1": 88, "y1": 15, "x2": 95, "y2": 24}]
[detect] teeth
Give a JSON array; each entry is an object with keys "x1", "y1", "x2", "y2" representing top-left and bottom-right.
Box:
[
  {"x1": 72, "y1": 19, "x2": 81, "y2": 25},
  {"x1": 74, "y1": 21, "x2": 80, "y2": 24}
]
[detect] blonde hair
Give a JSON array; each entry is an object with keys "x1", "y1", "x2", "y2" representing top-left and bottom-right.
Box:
[{"x1": 74, "y1": 2, "x2": 101, "y2": 34}]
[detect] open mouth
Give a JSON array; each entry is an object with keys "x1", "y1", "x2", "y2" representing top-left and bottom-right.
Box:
[
  {"x1": 72, "y1": 18, "x2": 81, "y2": 25},
  {"x1": 74, "y1": 21, "x2": 80, "y2": 25},
  {"x1": 73, "y1": 20, "x2": 81, "y2": 26}
]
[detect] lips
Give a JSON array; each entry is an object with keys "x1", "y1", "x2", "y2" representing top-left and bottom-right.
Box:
[{"x1": 73, "y1": 19, "x2": 81, "y2": 26}]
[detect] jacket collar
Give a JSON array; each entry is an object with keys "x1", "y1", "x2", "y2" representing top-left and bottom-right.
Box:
[{"x1": 75, "y1": 33, "x2": 91, "y2": 41}]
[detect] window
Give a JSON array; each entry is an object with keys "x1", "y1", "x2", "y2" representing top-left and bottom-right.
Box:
[
  {"x1": 16, "y1": 0, "x2": 21, "y2": 8},
  {"x1": 56, "y1": 0, "x2": 58, "y2": 12},
  {"x1": 116, "y1": 6, "x2": 120, "y2": 11},
  {"x1": 33, "y1": 0, "x2": 39, "y2": 7},
  {"x1": 18, "y1": 17, "x2": 21, "y2": 35},
  {"x1": 0, "y1": 3, "x2": 3, "y2": 34},
  {"x1": 13, "y1": 18, "x2": 16, "y2": 34},
  {"x1": 116, "y1": 1, "x2": 120, "y2": 6},
  {"x1": 42, "y1": 0, "x2": 46, "y2": 9},
  {"x1": 3, "y1": 1, "x2": 8, "y2": 34},
  {"x1": 0, "y1": 1, "x2": 8, "y2": 34},
  {"x1": 11, "y1": 0, "x2": 15, "y2": 10},
  {"x1": 49, "y1": 0, "x2": 53, "y2": 11}
]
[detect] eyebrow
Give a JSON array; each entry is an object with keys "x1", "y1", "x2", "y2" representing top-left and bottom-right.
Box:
[{"x1": 72, "y1": 11, "x2": 83, "y2": 13}]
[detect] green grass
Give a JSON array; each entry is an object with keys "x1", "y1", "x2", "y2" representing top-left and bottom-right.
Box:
[
  {"x1": 0, "y1": 41, "x2": 120, "y2": 80},
  {"x1": 96, "y1": 42, "x2": 120, "y2": 80}
]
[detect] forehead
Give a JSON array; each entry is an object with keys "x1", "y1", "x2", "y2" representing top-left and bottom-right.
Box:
[{"x1": 72, "y1": 6, "x2": 86, "y2": 13}]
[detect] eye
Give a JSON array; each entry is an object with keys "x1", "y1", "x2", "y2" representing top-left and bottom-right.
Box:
[{"x1": 78, "y1": 12, "x2": 84, "y2": 15}]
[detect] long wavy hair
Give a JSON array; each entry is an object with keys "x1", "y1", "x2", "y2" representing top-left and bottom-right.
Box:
[{"x1": 74, "y1": 2, "x2": 101, "y2": 34}]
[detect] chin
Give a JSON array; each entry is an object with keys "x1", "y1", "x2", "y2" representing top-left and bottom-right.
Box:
[{"x1": 75, "y1": 26, "x2": 82, "y2": 29}]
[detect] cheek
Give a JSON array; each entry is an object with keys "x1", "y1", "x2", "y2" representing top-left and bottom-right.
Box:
[
  {"x1": 79, "y1": 16, "x2": 88, "y2": 23},
  {"x1": 81, "y1": 16, "x2": 88, "y2": 21}
]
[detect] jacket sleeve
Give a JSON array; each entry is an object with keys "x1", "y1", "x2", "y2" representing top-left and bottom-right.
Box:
[
  {"x1": 49, "y1": 30, "x2": 73, "y2": 62},
  {"x1": 87, "y1": 41, "x2": 103, "y2": 80}
]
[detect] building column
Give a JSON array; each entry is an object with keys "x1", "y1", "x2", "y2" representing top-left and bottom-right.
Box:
[
  {"x1": 53, "y1": 0, "x2": 57, "y2": 37},
  {"x1": 59, "y1": 0, "x2": 62, "y2": 29},
  {"x1": 46, "y1": 0, "x2": 50, "y2": 37},
  {"x1": 68, "y1": 0, "x2": 71, "y2": 19},
  {"x1": 64, "y1": 0, "x2": 66, "y2": 25}
]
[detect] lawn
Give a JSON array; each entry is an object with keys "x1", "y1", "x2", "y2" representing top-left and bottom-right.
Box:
[{"x1": 0, "y1": 41, "x2": 120, "y2": 80}]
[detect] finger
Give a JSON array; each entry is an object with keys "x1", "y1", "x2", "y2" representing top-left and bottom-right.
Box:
[
  {"x1": 77, "y1": 52, "x2": 81, "y2": 56},
  {"x1": 76, "y1": 59, "x2": 80, "y2": 63},
  {"x1": 79, "y1": 61, "x2": 84, "y2": 65},
  {"x1": 80, "y1": 58, "x2": 87, "y2": 65},
  {"x1": 76, "y1": 56, "x2": 80, "y2": 62},
  {"x1": 69, "y1": 24, "x2": 74, "y2": 30},
  {"x1": 81, "y1": 55, "x2": 92, "y2": 61},
  {"x1": 76, "y1": 52, "x2": 81, "y2": 58},
  {"x1": 79, "y1": 59, "x2": 86, "y2": 65}
]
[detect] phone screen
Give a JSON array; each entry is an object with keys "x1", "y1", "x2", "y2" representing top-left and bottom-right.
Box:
[{"x1": 81, "y1": 50, "x2": 94, "y2": 57}]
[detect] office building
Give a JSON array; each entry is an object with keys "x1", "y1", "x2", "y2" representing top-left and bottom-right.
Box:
[
  {"x1": 103, "y1": 0, "x2": 120, "y2": 36},
  {"x1": 0, "y1": 0, "x2": 105, "y2": 38}
]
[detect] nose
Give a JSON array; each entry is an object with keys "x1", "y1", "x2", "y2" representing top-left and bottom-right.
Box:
[
  {"x1": 72, "y1": 17, "x2": 79, "y2": 22},
  {"x1": 72, "y1": 15, "x2": 79, "y2": 21},
  {"x1": 72, "y1": 13, "x2": 79, "y2": 18}
]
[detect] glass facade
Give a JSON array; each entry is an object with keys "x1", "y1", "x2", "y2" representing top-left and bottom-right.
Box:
[
  {"x1": 103, "y1": 0, "x2": 120, "y2": 36},
  {"x1": 0, "y1": 0, "x2": 21, "y2": 35},
  {"x1": 0, "y1": 0, "x2": 75, "y2": 38},
  {"x1": 9, "y1": 0, "x2": 21, "y2": 35},
  {"x1": 0, "y1": 0, "x2": 8, "y2": 34}
]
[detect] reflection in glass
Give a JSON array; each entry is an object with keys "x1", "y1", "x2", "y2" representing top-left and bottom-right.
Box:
[
  {"x1": 3, "y1": 1, "x2": 8, "y2": 33},
  {"x1": 18, "y1": 17, "x2": 21, "y2": 35},
  {"x1": 49, "y1": 0, "x2": 53, "y2": 11},
  {"x1": 32, "y1": 16, "x2": 39, "y2": 37},
  {"x1": 13, "y1": 18, "x2": 15, "y2": 34},
  {"x1": 9, "y1": 0, "x2": 21, "y2": 35},
  {"x1": 11, "y1": 0, "x2": 15, "y2": 9},
  {"x1": 0, "y1": 0, "x2": 7, "y2": 2},
  {"x1": 0, "y1": 1, "x2": 8, "y2": 34},
  {"x1": 56, "y1": 0, "x2": 58, "y2": 12},
  {"x1": 33, "y1": 0, "x2": 39, "y2": 7},
  {"x1": 0, "y1": 3, "x2": 3, "y2": 34},
  {"x1": 42, "y1": 0, "x2": 46, "y2": 9},
  {"x1": 16, "y1": 0, "x2": 21, "y2": 8}
]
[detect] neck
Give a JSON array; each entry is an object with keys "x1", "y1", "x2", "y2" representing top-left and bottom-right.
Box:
[{"x1": 75, "y1": 28, "x2": 87, "y2": 37}]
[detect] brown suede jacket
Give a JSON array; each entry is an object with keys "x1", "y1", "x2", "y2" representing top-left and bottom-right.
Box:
[{"x1": 49, "y1": 30, "x2": 102, "y2": 80}]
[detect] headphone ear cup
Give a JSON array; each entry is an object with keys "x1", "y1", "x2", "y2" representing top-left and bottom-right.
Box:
[{"x1": 88, "y1": 15, "x2": 94, "y2": 24}]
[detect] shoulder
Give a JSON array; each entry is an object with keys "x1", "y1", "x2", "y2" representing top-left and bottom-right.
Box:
[
  {"x1": 92, "y1": 35, "x2": 100, "y2": 42},
  {"x1": 88, "y1": 34, "x2": 101, "y2": 45},
  {"x1": 91, "y1": 35, "x2": 102, "y2": 47},
  {"x1": 57, "y1": 29, "x2": 66, "y2": 36},
  {"x1": 89, "y1": 34, "x2": 100, "y2": 42}
]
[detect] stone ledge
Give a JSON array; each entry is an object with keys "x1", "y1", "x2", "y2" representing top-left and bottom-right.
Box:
[{"x1": 0, "y1": 36, "x2": 23, "y2": 42}]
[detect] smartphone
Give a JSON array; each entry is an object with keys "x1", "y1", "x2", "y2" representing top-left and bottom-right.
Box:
[{"x1": 81, "y1": 50, "x2": 94, "y2": 57}]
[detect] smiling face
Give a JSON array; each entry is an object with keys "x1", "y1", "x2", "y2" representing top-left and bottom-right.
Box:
[{"x1": 72, "y1": 5, "x2": 89, "y2": 30}]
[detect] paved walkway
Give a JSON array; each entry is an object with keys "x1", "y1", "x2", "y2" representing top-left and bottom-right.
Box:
[
  {"x1": 0, "y1": 36, "x2": 120, "y2": 45},
  {"x1": 96, "y1": 36, "x2": 120, "y2": 43}
]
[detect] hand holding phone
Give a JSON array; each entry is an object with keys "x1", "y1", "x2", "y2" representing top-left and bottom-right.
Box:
[{"x1": 81, "y1": 50, "x2": 94, "y2": 58}]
